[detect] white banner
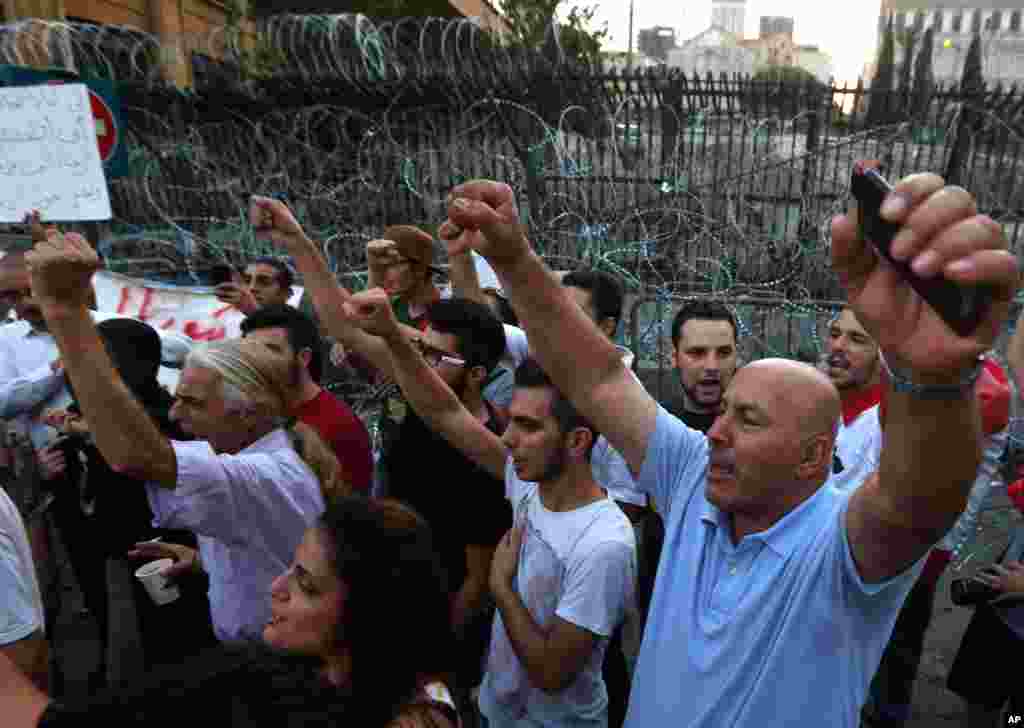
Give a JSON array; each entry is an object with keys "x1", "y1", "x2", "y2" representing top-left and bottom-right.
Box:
[
  {"x1": 0, "y1": 84, "x2": 112, "y2": 222},
  {"x1": 93, "y1": 271, "x2": 304, "y2": 343}
]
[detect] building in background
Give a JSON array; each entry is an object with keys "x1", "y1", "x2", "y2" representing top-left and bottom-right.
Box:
[
  {"x1": 759, "y1": 16, "x2": 794, "y2": 37},
  {"x1": 712, "y1": 0, "x2": 746, "y2": 37},
  {"x1": 637, "y1": 25, "x2": 677, "y2": 62},
  {"x1": 876, "y1": 1, "x2": 1024, "y2": 84},
  {"x1": 602, "y1": 50, "x2": 662, "y2": 71},
  {"x1": 667, "y1": 25, "x2": 756, "y2": 77}
]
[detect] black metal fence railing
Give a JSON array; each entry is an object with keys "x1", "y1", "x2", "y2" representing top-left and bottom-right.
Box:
[{"x1": 4, "y1": 17, "x2": 1024, "y2": 371}]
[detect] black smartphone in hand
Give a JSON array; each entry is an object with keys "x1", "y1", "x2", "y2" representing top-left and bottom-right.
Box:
[{"x1": 850, "y1": 162, "x2": 991, "y2": 337}]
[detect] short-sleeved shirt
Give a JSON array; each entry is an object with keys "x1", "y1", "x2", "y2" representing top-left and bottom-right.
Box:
[
  {"x1": 296, "y1": 389, "x2": 373, "y2": 493},
  {"x1": 146, "y1": 429, "x2": 325, "y2": 643},
  {"x1": 0, "y1": 486, "x2": 44, "y2": 644},
  {"x1": 478, "y1": 459, "x2": 636, "y2": 727},
  {"x1": 622, "y1": 407, "x2": 923, "y2": 728}
]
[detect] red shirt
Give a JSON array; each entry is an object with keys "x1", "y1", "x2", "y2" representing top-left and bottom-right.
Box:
[{"x1": 296, "y1": 389, "x2": 374, "y2": 494}]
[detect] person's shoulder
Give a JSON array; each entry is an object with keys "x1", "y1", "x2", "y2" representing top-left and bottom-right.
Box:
[{"x1": 0, "y1": 487, "x2": 26, "y2": 534}]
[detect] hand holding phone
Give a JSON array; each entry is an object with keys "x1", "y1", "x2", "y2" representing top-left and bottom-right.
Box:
[{"x1": 850, "y1": 162, "x2": 992, "y2": 337}]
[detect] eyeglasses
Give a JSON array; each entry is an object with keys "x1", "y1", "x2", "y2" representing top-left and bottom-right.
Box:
[
  {"x1": 413, "y1": 339, "x2": 465, "y2": 368},
  {"x1": 243, "y1": 274, "x2": 280, "y2": 287},
  {"x1": 0, "y1": 288, "x2": 31, "y2": 304}
]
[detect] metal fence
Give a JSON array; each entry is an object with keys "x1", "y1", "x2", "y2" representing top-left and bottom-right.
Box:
[{"x1": 5, "y1": 16, "x2": 1024, "y2": 378}]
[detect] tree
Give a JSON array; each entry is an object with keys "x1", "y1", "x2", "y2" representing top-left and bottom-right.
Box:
[
  {"x1": 909, "y1": 26, "x2": 935, "y2": 118},
  {"x1": 743, "y1": 66, "x2": 827, "y2": 116},
  {"x1": 496, "y1": 0, "x2": 609, "y2": 67},
  {"x1": 867, "y1": 14, "x2": 896, "y2": 126}
]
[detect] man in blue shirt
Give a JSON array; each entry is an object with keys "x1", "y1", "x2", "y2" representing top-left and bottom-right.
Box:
[{"x1": 436, "y1": 171, "x2": 1019, "y2": 728}]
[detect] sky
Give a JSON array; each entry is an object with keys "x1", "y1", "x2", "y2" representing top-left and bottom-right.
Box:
[{"x1": 588, "y1": 0, "x2": 883, "y2": 83}]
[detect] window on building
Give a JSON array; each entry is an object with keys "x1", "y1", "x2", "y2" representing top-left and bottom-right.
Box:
[
  {"x1": 952, "y1": 12, "x2": 963, "y2": 32},
  {"x1": 990, "y1": 11, "x2": 1003, "y2": 31},
  {"x1": 932, "y1": 10, "x2": 943, "y2": 32},
  {"x1": 1012, "y1": 10, "x2": 1023, "y2": 32},
  {"x1": 971, "y1": 10, "x2": 982, "y2": 32}
]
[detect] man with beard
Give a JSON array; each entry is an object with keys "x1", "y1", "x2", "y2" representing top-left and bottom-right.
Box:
[
  {"x1": 214, "y1": 257, "x2": 296, "y2": 315},
  {"x1": 240, "y1": 305, "x2": 373, "y2": 493},
  {"x1": 822, "y1": 307, "x2": 884, "y2": 492},
  {"x1": 667, "y1": 301, "x2": 738, "y2": 433},
  {"x1": 341, "y1": 289, "x2": 636, "y2": 728}
]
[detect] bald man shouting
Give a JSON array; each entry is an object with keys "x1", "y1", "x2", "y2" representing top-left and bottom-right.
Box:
[{"x1": 437, "y1": 172, "x2": 1019, "y2": 728}]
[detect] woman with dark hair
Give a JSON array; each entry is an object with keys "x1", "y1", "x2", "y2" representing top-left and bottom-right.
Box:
[{"x1": 2, "y1": 496, "x2": 458, "y2": 728}]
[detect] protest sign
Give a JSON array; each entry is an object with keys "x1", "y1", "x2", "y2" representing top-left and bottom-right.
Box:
[{"x1": 0, "y1": 83, "x2": 112, "y2": 222}]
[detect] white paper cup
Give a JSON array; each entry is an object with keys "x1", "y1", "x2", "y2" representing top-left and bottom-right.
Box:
[{"x1": 134, "y1": 558, "x2": 181, "y2": 606}]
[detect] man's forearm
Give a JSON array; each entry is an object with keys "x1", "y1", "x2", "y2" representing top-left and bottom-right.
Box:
[
  {"x1": 493, "y1": 251, "x2": 621, "y2": 404},
  {"x1": 448, "y1": 252, "x2": 488, "y2": 306},
  {"x1": 288, "y1": 239, "x2": 404, "y2": 379},
  {"x1": 492, "y1": 580, "x2": 555, "y2": 691},
  {"x1": 878, "y1": 386, "x2": 981, "y2": 536},
  {"x1": 385, "y1": 332, "x2": 465, "y2": 425},
  {"x1": 40, "y1": 303, "x2": 176, "y2": 486}
]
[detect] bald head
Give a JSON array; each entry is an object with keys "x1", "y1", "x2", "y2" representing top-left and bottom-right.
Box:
[{"x1": 742, "y1": 358, "x2": 840, "y2": 438}]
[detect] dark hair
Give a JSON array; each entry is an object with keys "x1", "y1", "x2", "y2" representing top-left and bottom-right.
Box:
[
  {"x1": 320, "y1": 496, "x2": 453, "y2": 724},
  {"x1": 484, "y1": 288, "x2": 519, "y2": 327},
  {"x1": 514, "y1": 357, "x2": 598, "y2": 445},
  {"x1": 425, "y1": 297, "x2": 506, "y2": 375},
  {"x1": 248, "y1": 257, "x2": 295, "y2": 289},
  {"x1": 670, "y1": 300, "x2": 738, "y2": 349},
  {"x1": 562, "y1": 269, "x2": 624, "y2": 332},
  {"x1": 240, "y1": 304, "x2": 324, "y2": 384}
]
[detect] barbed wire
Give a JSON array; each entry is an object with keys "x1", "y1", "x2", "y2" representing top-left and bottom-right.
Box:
[{"x1": 2, "y1": 16, "x2": 1024, "y2": 561}]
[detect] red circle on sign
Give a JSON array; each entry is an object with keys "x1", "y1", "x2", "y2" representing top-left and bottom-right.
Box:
[{"x1": 88, "y1": 91, "x2": 118, "y2": 162}]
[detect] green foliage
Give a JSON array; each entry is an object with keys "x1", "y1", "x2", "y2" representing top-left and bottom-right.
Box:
[
  {"x1": 752, "y1": 65, "x2": 819, "y2": 83},
  {"x1": 496, "y1": 0, "x2": 609, "y2": 66}
]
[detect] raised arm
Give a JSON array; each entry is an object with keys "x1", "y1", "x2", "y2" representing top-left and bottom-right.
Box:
[
  {"x1": 343, "y1": 288, "x2": 508, "y2": 481},
  {"x1": 446, "y1": 231, "x2": 489, "y2": 307},
  {"x1": 26, "y1": 232, "x2": 177, "y2": 487},
  {"x1": 439, "y1": 182, "x2": 658, "y2": 477},
  {"x1": 834, "y1": 172, "x2": 1019, "y2": 584},
  {"x1": 250, "y1": 197, "x2": 420, "y2": 383}
]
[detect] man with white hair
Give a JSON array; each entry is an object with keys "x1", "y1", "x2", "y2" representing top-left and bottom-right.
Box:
[{"x1": 24, "y1": 229, "x2": 337, "y2": 643}]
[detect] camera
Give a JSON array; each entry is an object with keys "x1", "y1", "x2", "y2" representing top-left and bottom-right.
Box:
[{"x1": 950, "y1": 570, "x2": 1001, "y2": 606}]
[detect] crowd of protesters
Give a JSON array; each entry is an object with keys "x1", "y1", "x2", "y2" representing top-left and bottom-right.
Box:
[{"x1": 0, "y1": 169, "x2": 1023, "y2": 728}]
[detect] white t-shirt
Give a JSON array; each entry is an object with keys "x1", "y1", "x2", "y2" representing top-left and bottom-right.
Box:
[
  {"x1": 832, "y1": 405, "x2": 882, "y2": 492},
  {"x1": 0, "y1": 487, "x2": 44, "y2": 644},
  {"x1": 479, "y1": 459, "x2": 636, "y2": 727}
]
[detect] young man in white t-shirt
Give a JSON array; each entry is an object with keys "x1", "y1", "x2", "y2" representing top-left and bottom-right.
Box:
[
  {"x1": 342, "y1": 288, "x2": 636, "y2": 728},
  {"x1": 0, "y1": 487, "x2": 47, "y2": 691}
]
